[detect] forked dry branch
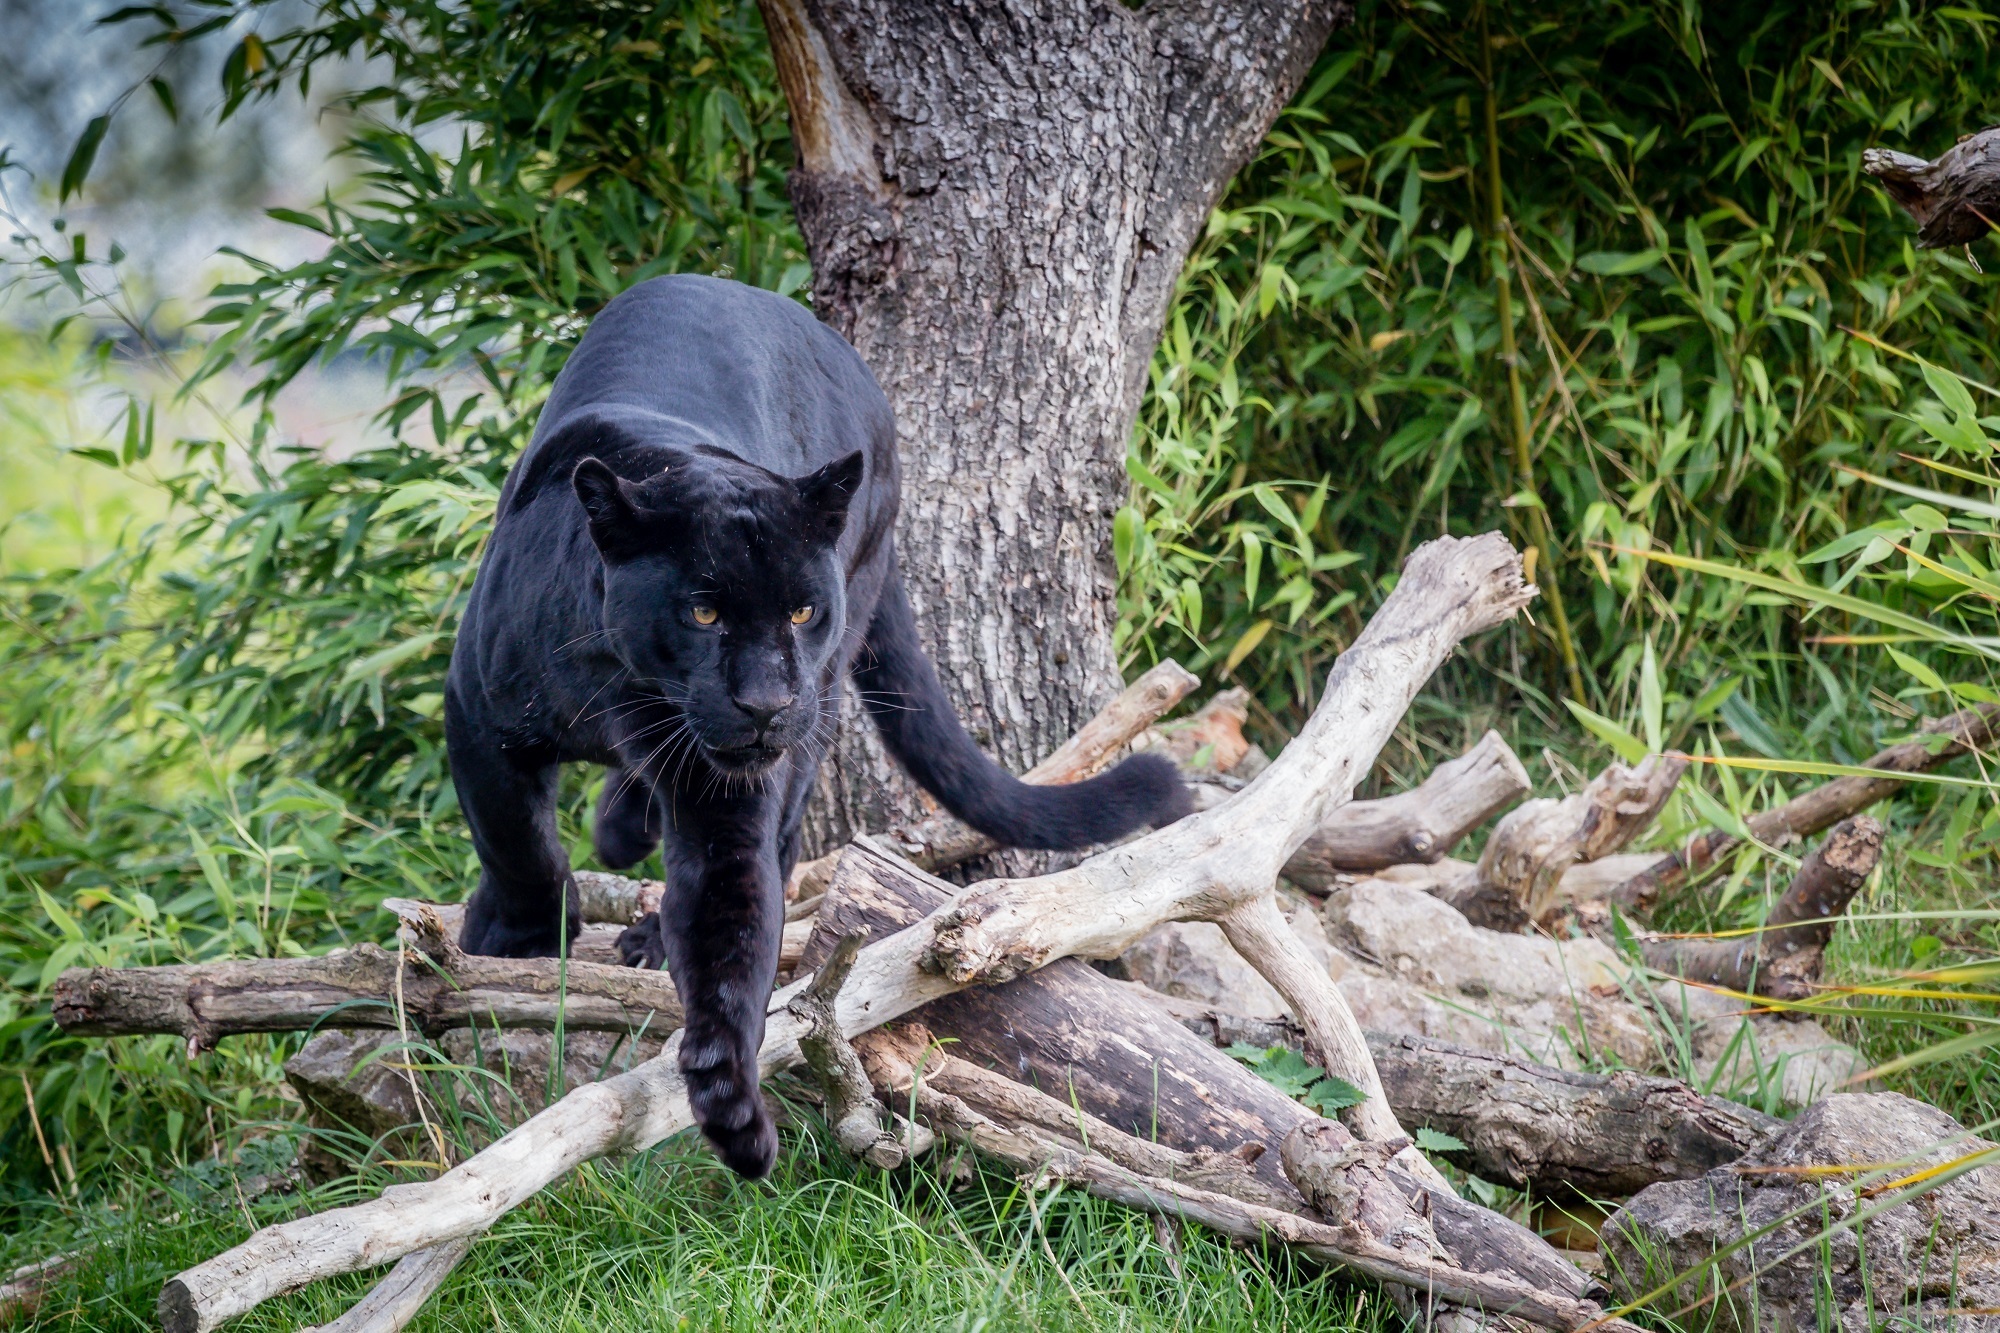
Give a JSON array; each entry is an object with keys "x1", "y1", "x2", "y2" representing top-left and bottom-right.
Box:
[{"x1": 156, "y1": 532, "x2": 1541, "y2": 1333}]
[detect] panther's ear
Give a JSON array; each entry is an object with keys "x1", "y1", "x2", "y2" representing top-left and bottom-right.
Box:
[
  {"x1": 795, "y1": 451, "x2": 865, "y2": 545},
  {"x1": 573, "y1": 457, "x2": 649, "y2": 560}
]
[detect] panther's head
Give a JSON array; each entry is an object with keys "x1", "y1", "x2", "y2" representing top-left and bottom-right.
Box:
[{"x1": 572, "y1": 445, "x2": 864, "y2": 774}]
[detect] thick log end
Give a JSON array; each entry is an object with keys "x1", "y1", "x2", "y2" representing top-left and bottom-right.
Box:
[{"x1": 157, "y1": 1279, "x2": 200, "y2": 1333}]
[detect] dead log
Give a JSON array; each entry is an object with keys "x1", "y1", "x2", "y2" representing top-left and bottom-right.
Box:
[
  {"x1": 858, "y1": 1024, "x2": 1629, "y2": 1330},
  {"x1": 1158, "y1": 1002, "x2": 1781, "y2": 1201},
  {"x1": 1611, "y1": 703, "x2": 1997, "y2": 912},
  {"x1": 0, "y1": 1252, "x2": 85, "y2": 1326},
  {"x1": 1444, "y1": 753, "x2": 1686, "y2": 930},
  {"x1": 156, "y1": 533, "x2": 1537, "y2": 1333},
  {"x1": 1282, "y1": 731, "x2": 1531, "y2": 887},
  {"x1": 799, "y1": 842, "x2": 1599, "y2": 1303},
  {"x1": 52, "y1": 939, "x2": 683, "y2": 1051},
  {"x1": 1640, "y1": 816, "x2": 1884, "y2": 1001},
  {"x1": 1863, "y1": 127, "x2": 2000, "y2": 248}
]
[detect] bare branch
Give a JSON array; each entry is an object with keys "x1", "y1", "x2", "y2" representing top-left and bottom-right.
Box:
[
  {"x1": 1640, "y1": 816, "x2": 1884, "y2": 1000},
  {"x1": 1285, "y1": 731, "x2": 1531, "y2": 886},
  {"x1": 1612, "y1": 704, "x2": 1996, "y2": 911}
]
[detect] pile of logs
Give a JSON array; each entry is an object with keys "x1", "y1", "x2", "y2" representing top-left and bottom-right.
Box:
[{"x1": 46, "y1": 532, "x2": 2000, "y2": 1332}]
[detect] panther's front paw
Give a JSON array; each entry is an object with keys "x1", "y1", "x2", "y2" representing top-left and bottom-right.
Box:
[
  {"x1": 683, "y1": 1050, "x2": 777, "y2": 1179},
  {"x1": 617, "y1": 912, "x2": 668, "y2": 969}
]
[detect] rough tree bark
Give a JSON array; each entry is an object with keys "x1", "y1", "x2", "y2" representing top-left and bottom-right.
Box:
[{"x1": 757, "y1": 0, "x2": 1353, "y2": 851}]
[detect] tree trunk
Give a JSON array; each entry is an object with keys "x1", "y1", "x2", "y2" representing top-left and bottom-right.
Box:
[{"x1": 758, "y1": 0, "x2": 1351, "y2": 852}]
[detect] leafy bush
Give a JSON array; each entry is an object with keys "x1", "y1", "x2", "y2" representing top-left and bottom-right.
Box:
[{"x1": 1120, "y1": 0, "x2": 2000, "y2": 756}]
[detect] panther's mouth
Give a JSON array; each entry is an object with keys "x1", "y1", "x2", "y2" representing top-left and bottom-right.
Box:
[{"x1": 707, "y1": 740, "x2": 784, "y2": 772}]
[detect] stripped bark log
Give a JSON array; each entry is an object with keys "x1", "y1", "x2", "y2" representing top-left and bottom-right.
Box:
[
  {"x1": 1640, "y1": 816, "x2": 1884, "y2": 1000},
  {"x1": 1611, "y1": 704, "x2": 1998, "y2": 912},
  {"x1": 800, "y1": 836, "x2": 1595, "y2": 1300},
  {"x1": 923, "y1": 534, "x2": 1534, "y2": 1154},
  {"x1": 296, "y1": 1239, "x2": 472, "y2": 1333},
  {"x1": 1444, "y1": 753, "x2": 1686, "y2": 930},
  {"x1": 1283, "y1": 731, "x2": 1531, "y2": 887},
  {"x1": 156, "y1": 532, "x2": 1534, "y2": 1333}
]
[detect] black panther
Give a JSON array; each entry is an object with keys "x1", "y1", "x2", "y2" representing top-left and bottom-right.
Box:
[{"x1": 445, "y1": 274, "x2": 1190, "y2": 1178}]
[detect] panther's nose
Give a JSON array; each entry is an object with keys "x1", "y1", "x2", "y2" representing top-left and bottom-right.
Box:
[{"x1": 733, "y1": 691, "x2": 794, "y2": 732}]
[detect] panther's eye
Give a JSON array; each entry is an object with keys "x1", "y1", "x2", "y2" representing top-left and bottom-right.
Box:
[
  {"x1": 790, "y1": 605, "x2": 814, "y2": 626},
  {"x1": 691, "y1": 605, "x2": 719, "y2": 626}
]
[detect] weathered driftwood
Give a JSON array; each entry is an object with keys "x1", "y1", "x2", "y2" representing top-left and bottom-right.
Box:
[
  {"x1": 157, "y1": 533, "x2": 1536, "y2": 1333},
  {"x1": 1282, "y1": 730, "x2": 1531, "y2": 887},
  {"x1": 52, "y1": 940, "x2": 684, "y2": 1051},
  {"x1": 295, "y1": 1238, "x2": 473, "y2": 1333},
  {"x1": 922, "y1": 535, "x2": 1533, "y2": 1149},
  {"x1": 798, "y1": 842, "x2": 1597, "y2": 1302},
  {"x1": 1444, "y1": 753, "x2": 1686, "y2": 930},
  {"x1": 787, "y1": 931, "x2": 931, "y2": 1169},
  {"x1": 1161, "y1": 1004, "x2": 1781, "y2": 1201},
  {"x1": 789, "y1": 659, "x2": 1199, "y2": 898},
  {"x1": 1612, "y1": 703, "x2": 1998, "y2": 911},
  {"x1": 1640, "y1": 816, "x2": 1884, "y2": 1001},
  {"x1": 857, "y1": 1024, "x2": 1629, "y2": 1330},
  {"x1": 1863, "y1": 127, "x2": 2000, "y2": 249}
]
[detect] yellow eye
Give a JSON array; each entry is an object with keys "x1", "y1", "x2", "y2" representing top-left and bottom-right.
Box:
[
  {"x1": 790, "y1": 606, "x2": 814, "y2": 625},
  {"x1": 692, "y1": 605, "x2": 719, "y2": 626}
]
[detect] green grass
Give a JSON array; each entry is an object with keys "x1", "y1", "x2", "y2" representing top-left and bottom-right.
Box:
[{"x1": 6, "y1": 1096, "x2": 1396, "y2": 1333}]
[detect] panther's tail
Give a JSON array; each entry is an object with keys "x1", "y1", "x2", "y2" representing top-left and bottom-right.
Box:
[{"x1": 854, "y1": 568, "x2": 1191, "y2": 849}]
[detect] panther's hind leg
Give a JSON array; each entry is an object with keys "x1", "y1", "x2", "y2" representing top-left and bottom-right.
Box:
[
  {"x1": 448, "y1": 686, "x2": 581, "y2": 958},
  {"x1": 593, "y1": 767, "x2": 660, "y2": 870}
]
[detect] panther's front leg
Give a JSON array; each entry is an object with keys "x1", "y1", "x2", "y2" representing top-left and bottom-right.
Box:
[{"x1": 629, "y1": 781, "x2": 785, "y2": 1178}]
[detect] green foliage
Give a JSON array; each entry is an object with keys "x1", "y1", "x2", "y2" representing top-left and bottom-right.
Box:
[
  {"x1": 3, "y1": 1106, "x2": 1402, "y2": 1332},
  {"x1": 1, "y1": 0, "x2": 800, "y2": 1211},
  {"x1": 1224, "y1": 1042, "x2": 1367, "y2": 1116},
  {"x1": 1120, "y1": 0, "x2": 2000, "y2": 751}
]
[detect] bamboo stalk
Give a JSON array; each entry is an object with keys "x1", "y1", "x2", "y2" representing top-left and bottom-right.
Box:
[{"x1": 1480, "y1": 1, "x2": 1586, "y2": 704}]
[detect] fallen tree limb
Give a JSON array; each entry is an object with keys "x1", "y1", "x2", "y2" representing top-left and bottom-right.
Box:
[
  {"x1": 0, "y1": 1252, "x2": 85, "y2": 1326},
  {"x1": 52, "y1": 940, "x2": 684, "y2": 1051},
  {"x1": 922, "y1": 534, "x2": 1534, "y2": 1148},
  {"x1": 1444, "y1": 753, "x2": 1686, "y2": 931},
  {"x1": 1611, "y1": 704, "x2": 1998, "y2": 912},
  {"x1": 800, "y1": 844, "x2": 1597, "y2": 1299},
  {"x1": 859, "y1": 1024, "x2": 1629, "y2": 1330},
  {"x1": 157, "y1": 533, "x2": 1534, "y2": 1332},
  {"x1": 1157, "y1": 1001, "x2": 1782, "y2": 1200},
  {"x1": 296, "y1": 1238, "x2": 472, "y2": 1333},
  {"x1": 1283, "y1": 731, "x2": 1531, "y2": 887},
  {"x1": 1863, "y1": 127, "x2": 2000, "y2": 249},
  {"x1": 788, "y1": 931, "x2": 930, "y2": 1168},
  {"x1": 1640, "y1": 816, "x2": 1884, "y2": 1000}
]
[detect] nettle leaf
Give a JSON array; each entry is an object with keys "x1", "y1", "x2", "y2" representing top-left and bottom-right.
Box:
[
  {"x1": 1304, "y1": 1077, "x2": 1365, "y2": 1115},
  {"x1": 1414, "y1": 1127, "x2": 1466, "y2": 1154}
]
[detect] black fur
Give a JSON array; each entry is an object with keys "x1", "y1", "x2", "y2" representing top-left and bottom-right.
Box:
[{"x1": 446, "y1": 275, "x2": 1189, "y2": 1178}]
